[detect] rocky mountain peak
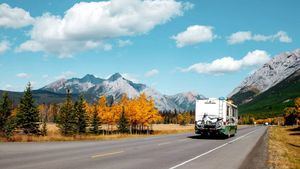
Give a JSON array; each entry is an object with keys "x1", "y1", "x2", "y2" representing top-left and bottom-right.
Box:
[
  {"x1": 108, "y1": 73, "x2": 123, "y2": 81},
  {"x1": 80, "y1": 74, "x2": 103, "y2": 83},
  {"x1": 40, "y1": 73, "x2": 204, "y2": 111},
  {"x1": 228, "y1": 48, "x2": 300, "y2": 104}
]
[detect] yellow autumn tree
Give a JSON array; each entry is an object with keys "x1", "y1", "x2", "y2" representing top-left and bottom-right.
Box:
[
  {"x1": 178, "y1": 112, "x2": 191, "y2": 125},
  {"x1": 83, "y1": 101, "x2": 93, "y2": 119},
  {"x1": 295, "y1": 97, "x2": 300, "y2": 113},
  {"x1": 86, "y1": 94, "x2": 162, "y2": 135},
  {"x1": 133, "y1": 93, "x2": 161, "y2": 133},
  {"x1": 119, "y1": 95, "x2": 136, "y2": 133}
]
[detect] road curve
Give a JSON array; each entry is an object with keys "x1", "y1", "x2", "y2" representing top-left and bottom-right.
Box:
[{"x1": 0, "y1": 126, "x2": 267, "y2": 169}]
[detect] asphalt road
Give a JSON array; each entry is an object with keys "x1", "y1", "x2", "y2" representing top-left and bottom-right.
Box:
[{"x1": 0, "y1": 126, "x2": 267, "y2": 169}]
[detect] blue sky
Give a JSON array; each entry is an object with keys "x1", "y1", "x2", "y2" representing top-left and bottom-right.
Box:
[{"x1": 0, "y1": 0, "x2": 299, "y2": 97}]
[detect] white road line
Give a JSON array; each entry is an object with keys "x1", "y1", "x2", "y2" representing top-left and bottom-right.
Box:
[
  {"x1": 169, "y1": 128, "x2": 260, "y2": 169},
  {"x1": 177, "y1": 138, "x2": 189, "y2": 142},
  {"x1": 91, "y1": 151, "x2": 124, "y2": 159},
  {"x1": 158, "y1": 141, "x2": 172, "y2": 146}
]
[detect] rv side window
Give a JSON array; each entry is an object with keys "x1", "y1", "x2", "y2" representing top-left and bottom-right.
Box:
[
  {"x1": 227, "y1": 106, "x2": 229, "y2": 116},
  {"x1": 232, "y1": 108, "x2": 237, "y2": 117}
]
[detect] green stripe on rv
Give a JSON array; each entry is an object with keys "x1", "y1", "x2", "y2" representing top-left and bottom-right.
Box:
[{"x1": 220, "y1": 125, "x2": 237, "y2": 135}]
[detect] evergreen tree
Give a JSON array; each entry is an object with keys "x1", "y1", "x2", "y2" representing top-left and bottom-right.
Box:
[
  {"x1": 0, "y1": 92, "x2": 16, "y2": 138},
  {"x1": 118, "y1": 107, "x2": 129, "y2": 134},
  {"x1": 90, "y1": 105, "x2": 100, "y2": 134},
  {"x1": 74, "y1": 95, "x2": 87, "y2": 134},
  {"x1": 58, "y1": 89, "x2": 76, "y2": 136},
  {"x1": 0, "y1": 92, "x2": 12, "y2": 132},
  {"x1": 3, "y1": 117, "x2": 16, "y2": 139},
  {"x1": 16, "y1": 83, "x2": 40, "y2": 135}
]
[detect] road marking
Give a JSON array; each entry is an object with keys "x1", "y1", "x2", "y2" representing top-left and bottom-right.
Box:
[
  {"x1": 158, "y1": 141, "x2": 172, "y2": 146},
  {"x1": 169, "y1": 128, "x2": 260, "y2": 169},
  {"x1": 178, "y1": 138, "x2": 189, "y2": 142},
  {"x1": 91, "y1": 151, "x2": 124, "y2": 159}
]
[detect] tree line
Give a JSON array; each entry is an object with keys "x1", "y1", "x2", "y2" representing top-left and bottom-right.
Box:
[
  {"x1": 0, "y1": 83, "x2": 164, "y2": 139},
  {"x1": 239, "y1": 97, "x2": 300, "y2": 125},
  {"x1": 159, "y1": 110, "x2": 195, "y2": 125},
  {"x1": 0, "y1": 83, "x2": 42, "y2": 139}
]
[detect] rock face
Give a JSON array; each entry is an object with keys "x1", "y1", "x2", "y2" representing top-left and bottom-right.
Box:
[
  {"x1": 229, "y1": 49, "x2": 300, "y2": 104},
  {"x1": 41, "y1": 73, "x2": 204, "y2": 111}
]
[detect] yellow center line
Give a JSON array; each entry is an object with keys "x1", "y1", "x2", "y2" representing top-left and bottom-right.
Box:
[
  {"x1": 158, "y1": 141, "x2": 172, "y2": 146},
  {"x1": 91, "y1": 151, "x2": 124, "y2": 159}
]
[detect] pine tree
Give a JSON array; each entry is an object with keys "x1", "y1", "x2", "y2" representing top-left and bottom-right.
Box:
[
  {"x1": 74, "y1": 95, "x2": 87, "y2": 134},
  {"x1": 0, "y1": 92, "x2": 16, "y2": 138},
  {"x1": 16, "y1": 83, "x2": 40, "y2": 135},
  {"x1": 3, "y1": 117, "x2": 16, "y2": 139},
  {"x1": 118, "y1": 107, "x2": 129, "y2": 134},
  {"x1": 90, "y1": 105, "x2": 100, "y2": 134},
  {"x1": 58, "y1": 89, "x2": 76, "y2": 136},
  {"x1": 0, "y1": 92, "x2": 12, "y2": 132}
]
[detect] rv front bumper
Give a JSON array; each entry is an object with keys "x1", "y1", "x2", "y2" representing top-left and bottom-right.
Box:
[{"x1": 195, "y1": 123, "x2": 224, "y2": 135}]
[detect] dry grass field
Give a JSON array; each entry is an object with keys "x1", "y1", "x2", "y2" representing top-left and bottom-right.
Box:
[
  {"x1": 268, "y1": 126, "x2": 300, "y2": 169},
  {"x1": 0, "y1": 123, "x2": 194, "y2": 142}
]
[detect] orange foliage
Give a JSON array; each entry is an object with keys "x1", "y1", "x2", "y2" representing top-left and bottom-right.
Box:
[{"x1": 84, "y1": 94, "x2": 162, "y2": 130}]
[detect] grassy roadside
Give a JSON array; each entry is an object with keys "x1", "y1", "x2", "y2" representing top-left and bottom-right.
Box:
[
  {"x1": 0, "y1": 124, "x2": 250, "y2": 142},
  {"x1": 0, "y1": 124, "x2": 194, "y2": 142},
  {"x1": 268, "y1": 126, "x2": 300, "y2": 169}
]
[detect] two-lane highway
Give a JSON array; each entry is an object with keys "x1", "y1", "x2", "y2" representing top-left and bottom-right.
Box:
[{"x1": 0, "y1": 126, "x2": 267, "y2": 169}]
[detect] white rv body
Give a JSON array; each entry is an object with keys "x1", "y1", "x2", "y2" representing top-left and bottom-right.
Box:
[
  {"x1": 195, "y1": 98, "x2": 238, "y2": 123},
  {"x1": 195, "y1": 98, "x2": 238, "y2": 137}
]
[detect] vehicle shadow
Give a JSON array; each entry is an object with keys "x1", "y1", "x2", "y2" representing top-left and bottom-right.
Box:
[{"x1": 187, "y1": 135, "x2": 228, "y2": 140}]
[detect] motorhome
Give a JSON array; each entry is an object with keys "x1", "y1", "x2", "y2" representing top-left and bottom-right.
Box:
[{"x1": 195, "y1": 98, "x2": 238, "y2": 137}]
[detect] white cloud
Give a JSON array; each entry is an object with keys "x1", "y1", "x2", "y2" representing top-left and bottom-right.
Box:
[
  {"x1": 145, "y1": 69, "x2": 159, "y2": 77},
  {"x1": 55, "y1": 71, "x2": 76, "y2": 79},
  {"x1": 16, "y1": 40, "x2": 43, "y2": 52},
  {"x1": 0, "y1": 3, "x2": 34, "y2": 28},
  {"x1": 17, "y1": 0, "x2": 192, "y2": 57},
  {"x1": 275, "y1": 31, "x2": 292, "y2": 43},
  {"x1": 241, "y1": 50, "x2": 270, "y2": 66},
  {"x1": 117, "y1": 39, "x2": 133, "y2": 47},
  {"x1": 0, "y1": 40, "x2": 10, "y2": 54},
  {"x1": 183, "y1": 50, "x2": 270, "y2": 75},
  {"x1": 227, "y1": 31, "x2": 292, "y2": 44},
  {"x1": 171, "y1": 25, "x2": 215, "y2": 48},
  {"x1": 16, "y1": 73, "x2": 30, "y2": 78},
  {"x1": 227, "y1": 31, "x2": 252, "y2": 44}
]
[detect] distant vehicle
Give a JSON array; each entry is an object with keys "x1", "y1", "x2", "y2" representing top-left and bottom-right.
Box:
[
  {"x1": 264, "y1": 122, "x2": 269, "y2": 126},
  {"x1": 195, "y1": 98, "x2": 238, "y2": 137}
]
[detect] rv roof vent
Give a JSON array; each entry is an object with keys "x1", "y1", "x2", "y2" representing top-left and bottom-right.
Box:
[{"x1": 219, "y1": 97, "x2": 226, "y2": 100}]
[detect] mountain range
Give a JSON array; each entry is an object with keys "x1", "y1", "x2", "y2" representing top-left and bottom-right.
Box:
[
  {"x1": 39, "y1": 73, "x2": 204, "y2": 111},
  {"x1": 2, "y1": 48, "x2": 298, "y2": 116},
  {"x1": 229, "y1": 48, "x2": 300, "y2": 117}
]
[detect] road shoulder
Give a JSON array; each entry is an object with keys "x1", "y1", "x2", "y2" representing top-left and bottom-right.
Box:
[{"x1": 239, "y1": 126, "x2": 268, "y2": 169}]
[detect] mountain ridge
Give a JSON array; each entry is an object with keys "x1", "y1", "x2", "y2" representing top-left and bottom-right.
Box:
[
  {"x1": 229, "y1": 48, "x2": 300, "y2": 105},
  {"x1": 41, "y1": 73, "x2": 205, "y2": 111}
]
